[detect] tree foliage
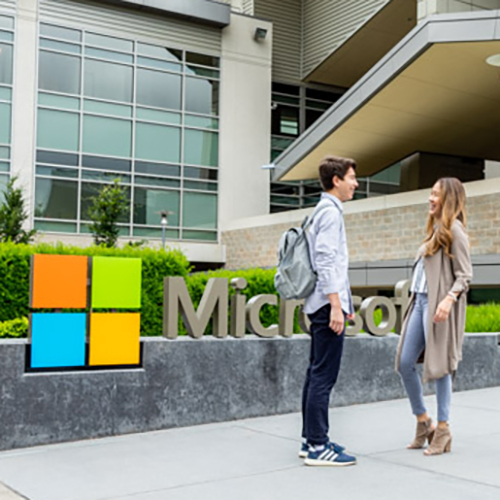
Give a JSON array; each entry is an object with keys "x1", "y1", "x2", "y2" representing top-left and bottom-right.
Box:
[
  {"x1": 87, "y1": 180, "x2": 128, "y2": 248},
  {"x1": 0, "y1": 177, "x2": 36, "y2": 244}
]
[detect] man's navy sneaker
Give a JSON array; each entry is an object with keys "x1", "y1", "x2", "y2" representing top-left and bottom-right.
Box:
[
  {"x1": 298, "y1": 441, "x2": 346, "y2": 458},
  {"x1": 304, "y1": 446, "x2": 357, "y2": 467}
]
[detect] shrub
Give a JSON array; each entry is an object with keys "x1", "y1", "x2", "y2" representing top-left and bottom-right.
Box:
[
  {"x1": 0, "y1": 242, "x2": 190, "y2": 336},
  {"x1": 0, "y1": 317, "x2": 29, "y2": 338},
  {"x1": 465, "y1": 303, "x2": 500, "y2": 333}
]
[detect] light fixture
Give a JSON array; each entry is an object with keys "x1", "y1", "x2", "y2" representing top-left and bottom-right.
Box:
[
  {"x1": 158, "y1": 210, "x2": 174, "y2": 250},
  {"x1": 254, "y1": 27, "x2": 267, "y2": 42},
  {"x1": 486, "y1": 54, "x2": 500, "y2": 67}
]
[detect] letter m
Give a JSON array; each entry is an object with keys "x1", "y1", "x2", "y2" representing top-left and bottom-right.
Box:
[{"x1": 163, "y1": 277, "x2": 228, "y2": 339}]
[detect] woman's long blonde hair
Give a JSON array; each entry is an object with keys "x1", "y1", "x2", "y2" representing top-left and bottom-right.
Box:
[{"x1": 423, "y1": 177, "x2": 467, "y2": 258}]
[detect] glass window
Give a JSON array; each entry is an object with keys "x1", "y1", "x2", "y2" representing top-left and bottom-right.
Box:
[
  {"x1": 37, "y1": 150, "x2": 78, "y2": 166},
  {"x1": 35, "y1": 178, "x2": 78, "y2": 219},
  {"x1": 136, "y1": 107, "x2": 181, "y2": 125},
  {"x1": 305, "y1": 109, "x2": 323, "y2": 129},
  {"x1": 40, "y1": 24, "x2": 81, "y2": 42},
  {"x1": 0, "y1": 32, "x2": 14, "y2": 43},
  {"x1": 135, "y1": 161, "x2": 180, "y2": 177},
  {"x1": 184, "y1": 167, "x2": 218, "y2": 180},
  {"x1": 39, "y1": 93, "x2": 80, "y2": 111},
  {"x1": 0, "y1": 87, "x2": 11, "y2": 100},
  {"x1": 39, "y1": 51, "x2": 81, "y2": 94},
  {"x1": 83, "y1": 100, "x2": 132, "y2": 118},
  {"x1": 84, "y1": 59, "x2": 133, "y2": 102},
  {"x1": 185, "y1": 78, "x2": 218, "y2": 115},
  {"x1": 85, "y1": 32, "x2": 133, "y2": 53},
  {"x1": 134, "y1": 176, "x2": 180, "y2": 188},
  {"x1": 133, "y1": 227, "x2": 179, "y2": 239},
  {"x1": 182, "y1": 230, "x2": 217, "y2": 242},
  {"x1": 0, "y1": 16, "x2": 14, "y2": 30},
  {"x1": 184, "y1": 129, "x2": 218, "y2": 167},
  {"x1": 186, "y1": 52, "x2": 219, "y2": 68},
  {"x1": 306, "y1": 88, "x2": 341, "y2": 101},
  {"x1": 135, "y1": 123, "x2": 180, "y2": 163},
  {"x1": 184, "y1": 180, "x2": 217, "y2": 192},
  {"x1": 0, "y1": 103, "x2": 11, "y2": 144},
  {"x1": 137, "y1": 56, "x2": 181, "y2": 73},
  {"x1": 40, "y1": 38, "x2": 81, "y2": 54},
  {"x1": 137, "y1": 43, "x2": 182, "y2": 62},
  {"x1": 184, "y1": 115, "x2": 218, "y2": 130},
  {"x1": 37, "y1": 109, "x2": 79, "y2": 151},
  {"x1": 34, "y1": 220, "x2": 77, "y2": 233},
  {"x1": 82, "y1": 155, "x2": 131, "y2": 172},
  {"x1": 85, "y1": 47, "x2": 133, "y2": 64},
  {"x1": 0, "y1": 173, "x2": 7, "y2": 196},
  {"x1": 80, "y1": 182, "x2": 130, "y2": 222},
  {"x1": 82, "y1": 169, "x2": 130, "y2": 183},
  {"x1": 136, "y1": 69, "x2": 181, "y2": 110},
  {"x1": 36, "y1": 165, "x2": 78, "y2": 178},
  {"x1": 0, "y1": 146, "x2": 9, "y2": 159},
  {"x1": 182, "y1": 192, "x2": 216, "y2": 229},
  {"x1": 0, "y1": 161, "x2": 9, "y2": 172},
  {"x1": 134, "y1": 187, "x2": 179, "y2": 226},
  {"x1": 272, "y1": 105, "x2": 299, "y2": 136},
  {"x1": 83, "y1": 115, "x2": 132, "y2": 157},
  {"x1": 185, "y1": 66, "x2": 219, "y2": 79},
  {"x1": 0, "y1": 43, "x2": 13, "y2": 85},
  {"x1": 272, "y1": 82, "x2": 300, "y2": 95}
]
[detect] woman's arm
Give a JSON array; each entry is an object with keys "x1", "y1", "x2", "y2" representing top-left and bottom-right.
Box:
[
  {"x1": 433, "y1": 221, "x2": 472, "y2": 323},
  {"x1": 449, "y1": 221, "x2": 473, "y2": 297}
]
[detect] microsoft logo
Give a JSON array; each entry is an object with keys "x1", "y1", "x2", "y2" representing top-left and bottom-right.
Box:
[{"x1": 29, "y1": 254, "x2": 142, "y2": 370}]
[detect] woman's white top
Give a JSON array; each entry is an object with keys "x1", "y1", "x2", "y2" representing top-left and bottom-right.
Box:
[{"x1": 410, "y1": 257, "x2": 428, "y2": 294}]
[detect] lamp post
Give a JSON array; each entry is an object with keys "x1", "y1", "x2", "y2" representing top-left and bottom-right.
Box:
[{"x1": 159, "y1": 210, "x2": 174, "y2": 250}]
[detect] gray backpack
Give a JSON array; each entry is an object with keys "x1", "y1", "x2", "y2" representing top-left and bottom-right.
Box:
[{"x1": 274, "y1": 200, "x2": 335, "y2": 300}]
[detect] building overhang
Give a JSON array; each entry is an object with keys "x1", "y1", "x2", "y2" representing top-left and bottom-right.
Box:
[
  {"x1": 304, "y1": 0, "x2": 417, "y2": 88},
  {"x1": 274, "y1": 11, "x2": 500, "y2": 181},
  {"x1": 97, "y1": 0, "x2": 231, "y2": 27}
]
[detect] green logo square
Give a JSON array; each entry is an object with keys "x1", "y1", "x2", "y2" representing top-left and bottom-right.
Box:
[{"x1": 91, "y1": 257, "x2": 142, "y2": 309}]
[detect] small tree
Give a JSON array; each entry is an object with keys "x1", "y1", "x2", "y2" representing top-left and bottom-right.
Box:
[
  {"x1": 88, "y1": 180, "x2": 128, "y2": 248},
  {"x1": 0, "y1": 177, "x2": 36, "y2": 244}
]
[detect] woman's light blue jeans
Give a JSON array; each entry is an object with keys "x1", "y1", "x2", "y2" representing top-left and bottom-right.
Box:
[{"x1": 398, "y1": 293, "x2": 452, "y2": 422}]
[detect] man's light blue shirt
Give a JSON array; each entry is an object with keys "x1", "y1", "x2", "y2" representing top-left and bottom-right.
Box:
[{"x1": 303, "y1": 192, "x2": 354, "y2": 315}]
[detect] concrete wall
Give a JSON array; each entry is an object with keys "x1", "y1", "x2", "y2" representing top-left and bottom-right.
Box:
[
  {"x1": 418, "y1": 0, "x2": 500, "y2": 20},
  {"x1": 221, "y1": 178, "x2": 500, "y2": 270},
  {"x1": 218, "y1": 13, "x2": 272, "y2": 229},
  {"x1": 1, "y1": 332, "x2": 499, "y2": 450}
]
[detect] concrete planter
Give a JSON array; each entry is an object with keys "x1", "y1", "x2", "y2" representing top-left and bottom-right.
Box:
[{"x1": 0, "y1": 333, "x2": 499, "y2": 451}]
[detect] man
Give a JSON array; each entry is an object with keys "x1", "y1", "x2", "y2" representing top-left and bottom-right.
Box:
[{"x1": 300, "y1": 155, "x2": 358, "y2": 467}]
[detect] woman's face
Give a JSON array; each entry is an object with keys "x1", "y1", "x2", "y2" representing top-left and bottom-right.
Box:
[{"x1": 429, "y1": 182, "x2": 442, "y2": 219}]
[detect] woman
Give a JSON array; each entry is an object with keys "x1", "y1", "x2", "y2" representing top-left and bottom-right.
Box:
[{"x1": 396, "y1": 177, "x2": 472, "y2": 455}]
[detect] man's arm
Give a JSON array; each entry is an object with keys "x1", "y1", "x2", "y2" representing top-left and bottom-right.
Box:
[{"x1": 315, "y1": 209, "x2": 344, "y2": 334}]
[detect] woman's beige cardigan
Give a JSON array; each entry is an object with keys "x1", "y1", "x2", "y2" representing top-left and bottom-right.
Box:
[{"x1": 395, "y1": 221, "x2": 473, "y2": 382}]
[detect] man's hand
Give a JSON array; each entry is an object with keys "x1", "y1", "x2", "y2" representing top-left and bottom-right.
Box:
[
  {"x1": 433, "y1": 296, "x2": 454, "y2": 323},
  {"x1": 329, "y1": 306, "x2": 345, "y2": 335}
]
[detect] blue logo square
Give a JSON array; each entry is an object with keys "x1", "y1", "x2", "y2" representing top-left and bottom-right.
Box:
[{"x1": 31, "y1": 313, "x2": 86, "y2": 368}]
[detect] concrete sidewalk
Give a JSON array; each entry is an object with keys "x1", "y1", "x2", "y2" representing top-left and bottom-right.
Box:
[{"x1": 1, "y1": 387, "x2": 500, "y2": 500}]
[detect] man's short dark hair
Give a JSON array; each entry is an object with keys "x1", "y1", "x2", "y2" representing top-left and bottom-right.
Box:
[{"x1": 319, "y1": 156, "x2": 357, "y2": 191}]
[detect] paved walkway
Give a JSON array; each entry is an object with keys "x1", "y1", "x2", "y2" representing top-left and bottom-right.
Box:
[{"x1": 1, "y1": 387, "x2": 500, "y2": 500}]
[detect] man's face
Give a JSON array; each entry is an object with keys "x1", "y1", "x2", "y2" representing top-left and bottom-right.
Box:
[{"x1": 334, "y1": 167, "x2": 358, "y2": 202}]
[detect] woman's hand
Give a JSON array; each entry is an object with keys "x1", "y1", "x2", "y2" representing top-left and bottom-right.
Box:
[{"x1": 433, "y1": 296, "x2": 454, "y2": 323}]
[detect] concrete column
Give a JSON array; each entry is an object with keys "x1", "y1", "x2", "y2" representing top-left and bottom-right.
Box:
[
  {"x1": 218, "y1": 13, "x2": 272, "y2": 230},
  {"x1": 10, "y1": 0, "x2": 38, "y2": 228}
]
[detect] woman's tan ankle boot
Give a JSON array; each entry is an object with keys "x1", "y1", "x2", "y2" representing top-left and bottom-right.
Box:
[
  {"x1": 407, "y1": 418, "x2": 435, "y2": 449},
  {"x1": 424, "y1": 424, "x2": 452, "y2": 455}
]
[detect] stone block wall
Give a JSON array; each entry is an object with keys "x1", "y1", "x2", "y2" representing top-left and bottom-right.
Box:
[{"x1": 221, "y1": 181, "x2": 500, "y2": 270}]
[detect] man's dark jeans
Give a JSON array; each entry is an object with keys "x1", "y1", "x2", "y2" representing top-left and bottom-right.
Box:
[{"x1": 301, "y1": 303, "x2": 345, "y2": 446}]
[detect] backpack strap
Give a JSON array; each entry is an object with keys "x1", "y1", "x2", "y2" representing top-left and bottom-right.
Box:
[{"x1": 302, "y1": 198, "x2": 340, "y2": 230}]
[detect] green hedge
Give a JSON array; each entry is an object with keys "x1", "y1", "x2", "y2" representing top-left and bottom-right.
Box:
[{"x1": 0, "y1": 241, "x2": 190, "y2": 336}]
